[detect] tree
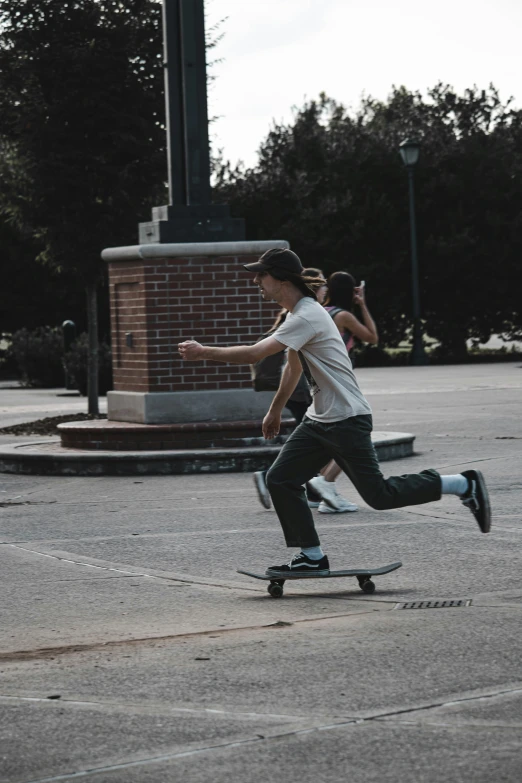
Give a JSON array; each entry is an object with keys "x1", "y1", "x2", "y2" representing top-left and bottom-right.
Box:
[
  {"x1": 0, "y1": 0, "x2": 167, "y2": 410},
  {"x1": 214, "y1": 86, "x2": 522, "y2": 355},
  {"x1": 364, "y1": 84, "x2": 522, "y2": 357},
  {"x1": 0, "y1": 214, "x2": 88, "y2": 335},
  {"x1": 214, "y1": 95, "x2": 411, "y2": 346}
]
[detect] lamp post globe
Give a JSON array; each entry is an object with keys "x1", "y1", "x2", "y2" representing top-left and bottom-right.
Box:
[
  {"x1": 399, "y1": 138, "x2": 420, "y2": 168},
  {"x1": 399, "y1": 138, "x2": 428, "y2": 365}
]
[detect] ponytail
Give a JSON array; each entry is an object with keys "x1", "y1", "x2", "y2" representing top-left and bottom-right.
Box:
[{"x1": 269, "y1": 268, "x2": 326, "y2": 299}]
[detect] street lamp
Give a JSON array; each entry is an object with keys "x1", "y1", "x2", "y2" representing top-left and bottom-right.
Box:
[{"x1": 399, "y1": 138, "x2": 428, "y2": 365}]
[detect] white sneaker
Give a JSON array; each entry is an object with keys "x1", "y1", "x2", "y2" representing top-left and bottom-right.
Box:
[
  {"x1": 308, "y1": 475, "x2": 354, "y2": 511},
  {"x1": 318, "y1": 500, "x2": 359, "y2": 514}
]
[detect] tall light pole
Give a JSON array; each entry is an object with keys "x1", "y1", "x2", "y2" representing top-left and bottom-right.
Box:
[
  {"x1": 138, "y1": 0, "x2": 244, "y2": 244},
  {"x1": 399, "y1": 138, "x2": 428, "y2": 365}
]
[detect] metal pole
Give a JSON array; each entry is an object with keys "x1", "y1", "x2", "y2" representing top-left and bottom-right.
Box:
[
  {"x1": 162, "y1": 0, "x2": 211, "y2": 208},
  {"x1": 407, "y1": 168, "x2": 428, "y2": 365},
  {"x1": 139, "y1": 0, "x2": 244, "y2": 242},
  {"x1": 162, "y1": 0, "x2": 189, "y2": 206},
  {"x1": 62, "y1": 320, "x2": 76, "y2": 390}
]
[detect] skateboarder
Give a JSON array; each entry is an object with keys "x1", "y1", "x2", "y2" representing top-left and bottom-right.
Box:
[
  {"x1": 251, "y1": 267, "x2": 323, "y2": 511},
  {"x1": 178, "y1": 248, "x2": 491, "y2": 577}
]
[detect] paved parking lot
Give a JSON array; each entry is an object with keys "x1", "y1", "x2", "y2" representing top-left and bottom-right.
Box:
[{"x1": 1, "y1": 363, "x2": 521, "y2": 782}]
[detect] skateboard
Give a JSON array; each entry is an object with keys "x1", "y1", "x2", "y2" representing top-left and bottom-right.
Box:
[{"x1": 237, "y1": 561, "x2": 402, "y2": 598}]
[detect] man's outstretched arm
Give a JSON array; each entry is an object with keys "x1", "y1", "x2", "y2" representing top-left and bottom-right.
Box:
[{"x1": 178, "y1": 336, "x2": 284, "y2": 364}]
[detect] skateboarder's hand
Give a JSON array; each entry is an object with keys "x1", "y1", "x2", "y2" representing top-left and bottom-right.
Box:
[
  {"x1": 263, "y1": 410, "x2": 281, "y2": 439},
  {"x1": 178, "y1": 340, "x2": 204, "y2": 360}
]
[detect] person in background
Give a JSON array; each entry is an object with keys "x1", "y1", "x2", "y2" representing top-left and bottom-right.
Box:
[{"x1": 308, "y1": 271, "x2": 379, "y2": 513}]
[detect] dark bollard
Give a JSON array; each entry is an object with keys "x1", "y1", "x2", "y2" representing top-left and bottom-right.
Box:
[{"x1": 62, "y1": 320, "x2": 76, "y2": 390}]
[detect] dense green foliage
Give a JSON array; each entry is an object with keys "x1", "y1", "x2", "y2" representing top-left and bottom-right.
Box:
[
  {"x1": 0, "y1": 218, "x2": 88, "y2": 334},
  {"x1": 1, "y1": 1, "x2": 520, "y2": 360},
  {"x1": 0, "y1": 0, "x2": 166, "y2": 403},
  {"x1": 214, "y1": 87, "x2": 522, "y2": 355},
  {"x1": 0, "y1": 0, "x2": 166, "y2": 286},
  {"x1": 7, "y1": 326, "x2": 112, "y2": 391},
  {"x1": 8, "y1": 326, "x2": 65, "y2": 387},
  {"x1": 64, "y1": 333, "x2": 113, "y2": 395}
]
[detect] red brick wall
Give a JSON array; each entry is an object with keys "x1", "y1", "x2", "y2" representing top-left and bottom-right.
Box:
[{"x1": 108, "y1": 254, "x2": 281, "y2": 392}]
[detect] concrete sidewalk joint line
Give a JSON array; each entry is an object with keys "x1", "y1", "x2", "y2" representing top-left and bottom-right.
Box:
[
  {"x1": 436, "y1": 452, "x2": 522, "y2": 470},
  {"x1": 0, "y1": 499, "x2": 57, "y2": 507},
  {"x1": 0, "y1": 694, "x2": 310, "y2": 723},
  {"x1": 16, "y1": 685, "x2": 522, "y2": 783},
  {"x1": 0, "y1": 608, "x2": 385, "y2": 662},
  {"x1": 4, "y1": 543, "x2": 262, "y2": 594},
  {"x1": 7, "y1": 544, "x2": 151, "y2": 579},
  {"x1": 370, "y1": 684, "x2": 522, "y2": 722},
  {"x1": 0, "y1": 517, "x2": 426, "y2": 548}
]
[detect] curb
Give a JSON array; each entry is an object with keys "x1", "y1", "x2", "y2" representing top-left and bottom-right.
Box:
[{"x1": 0, "y1": 432, "x2": 415, "y2": 476}]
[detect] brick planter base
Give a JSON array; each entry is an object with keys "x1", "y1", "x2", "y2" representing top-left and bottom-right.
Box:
[{"x1": 57, "y1": 418, "x2": 296, "y2": 451}]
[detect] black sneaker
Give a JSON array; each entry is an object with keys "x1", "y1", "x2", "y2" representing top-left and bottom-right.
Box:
[
  {"x1": 266, "y1": 552, "x2": 330, "y2": 577},
  {"x1": 461, "y1": 469, "x2": 491, "y2": 533},
  {"x1": 253, "y1": 471, "x2": 271, "y2": 509}
]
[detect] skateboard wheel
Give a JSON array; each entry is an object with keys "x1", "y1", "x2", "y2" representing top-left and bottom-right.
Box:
[
  {"x1": 361, "y1": 579, "x2": 375, "y2": 594},
  {"x1": 268, "y1": 582, "x2": 284, "y2": 598}
]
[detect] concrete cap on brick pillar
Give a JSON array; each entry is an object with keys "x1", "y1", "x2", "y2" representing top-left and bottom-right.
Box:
[{"x1": 102, "y1": 240, "x2": 289, "y2": 263}]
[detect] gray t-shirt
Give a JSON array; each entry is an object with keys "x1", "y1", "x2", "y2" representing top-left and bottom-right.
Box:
[{"x1": 273, "y1": 297, "x2": 372, "y2": 422}]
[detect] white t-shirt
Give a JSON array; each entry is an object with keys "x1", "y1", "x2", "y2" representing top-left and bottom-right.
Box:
[{"x1": 273, "y1": 297, "x2": 372, "y2": 423}]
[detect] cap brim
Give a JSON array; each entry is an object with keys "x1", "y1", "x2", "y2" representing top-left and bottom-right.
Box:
[{"x1": 243, "y1": 261, "x2": 268, "y2": 272}]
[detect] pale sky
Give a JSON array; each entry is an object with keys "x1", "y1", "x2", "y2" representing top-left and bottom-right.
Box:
[{"x1": 206, "y1": 0, "x2": 522, "y2": 168}]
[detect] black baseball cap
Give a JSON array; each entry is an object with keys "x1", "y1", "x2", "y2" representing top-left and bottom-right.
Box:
[{"x1": 243, "y1": 247, "x2": 303, "y2": 275}]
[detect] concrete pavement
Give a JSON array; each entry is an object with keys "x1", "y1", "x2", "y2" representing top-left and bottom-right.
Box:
[
  {"x1": 0, "y1": 383, "x2": 107, "y2": 430},
  {"x1": 0, "y1": 363, "x2": 521, "y2": 782}
]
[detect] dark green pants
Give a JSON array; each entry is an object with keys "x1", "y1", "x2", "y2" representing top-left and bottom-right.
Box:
[{"x1": 266, "y1": 415, "x2": 441, "y2": 548}]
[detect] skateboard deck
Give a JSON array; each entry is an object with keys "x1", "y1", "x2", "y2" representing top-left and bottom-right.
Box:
[{"x1": 237, "y1": 561, "x2": 402, "y2": 597}]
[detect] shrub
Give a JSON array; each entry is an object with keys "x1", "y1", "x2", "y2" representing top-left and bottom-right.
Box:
[
  {"x1": 64, "y1": 333, "x2": 113, "y2": 396},
  {"x1": 9, "y1": 327, "x2": 65, "y2": 387},
  {"x1": 0, "y1": 334, "x2": 18, "y2": 380},
  {"x1": 351, "y1": 345, "x2": 410, "y2": 367}
]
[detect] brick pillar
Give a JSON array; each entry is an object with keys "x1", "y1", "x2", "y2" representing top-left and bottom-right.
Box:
[{"x1": 102, "y1": 241, "x2": 288, "y2": 423}]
